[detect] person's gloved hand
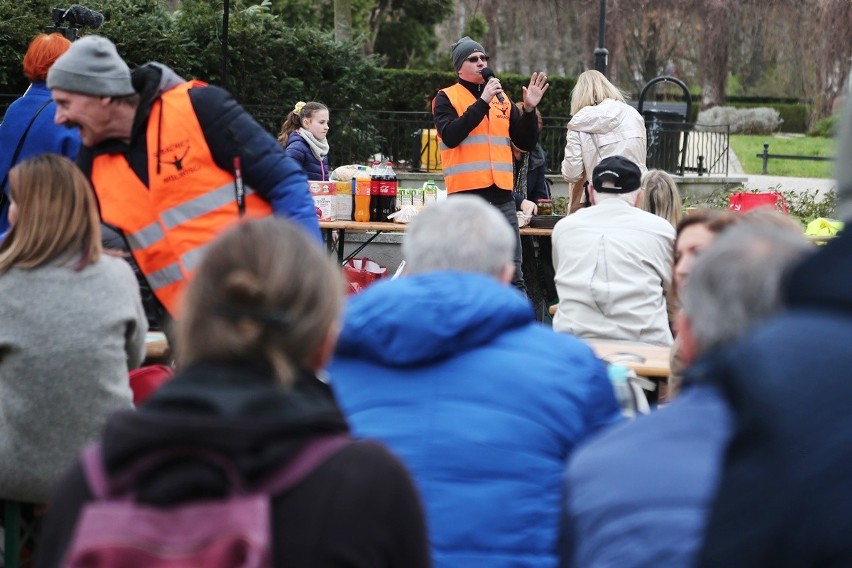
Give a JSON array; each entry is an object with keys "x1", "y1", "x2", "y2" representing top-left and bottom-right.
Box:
[{"x1": 520, "y1": 199, "x2": 538, "y2": 216}]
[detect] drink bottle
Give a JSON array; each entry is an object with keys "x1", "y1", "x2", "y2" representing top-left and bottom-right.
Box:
[
  {"x1": 369, "y1": 161, "x2": 384, "y2": 222},
  {"x1": 377, "y1": 161, "x2": 398, "y2": 222},
  {"x1": 608, "y1": 365, "x2": 638, "y2": 419},
  {"x1": 423, "y1": 180, "x2": 438, "y2": 205},
  {"x1": 354, "y1": 179, "x2": 370, "y2": 222}
]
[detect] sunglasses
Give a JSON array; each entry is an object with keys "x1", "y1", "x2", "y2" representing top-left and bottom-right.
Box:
[{"x1": 466, "y1": 55, "x2": 490, "y2": 63}]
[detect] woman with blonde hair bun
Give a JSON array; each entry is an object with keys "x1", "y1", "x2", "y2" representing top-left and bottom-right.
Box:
[
  {"x1": 562, "y1": 70, "x2": 647, "y2": 212},
  {"x1": 36, "y1": 217, "x2": 430, "y2": 567}
]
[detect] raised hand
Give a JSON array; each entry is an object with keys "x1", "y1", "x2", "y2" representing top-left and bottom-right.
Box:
[{"x1": 522, "y1": 72, "x2": 549, "y2": 111}]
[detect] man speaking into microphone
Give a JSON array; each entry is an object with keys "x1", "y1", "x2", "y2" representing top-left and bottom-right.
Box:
[{"x1": 432, "y1": 36, "x2": 548, "y2": 293}]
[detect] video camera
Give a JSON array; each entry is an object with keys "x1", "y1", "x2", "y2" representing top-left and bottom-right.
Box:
[{"x1": 46, "y1": 5, "x2": 105, "y2": 41}]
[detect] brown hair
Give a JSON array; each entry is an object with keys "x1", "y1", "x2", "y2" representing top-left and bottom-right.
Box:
[
  {"x1": 675, "y1": 208, "x2": 741, "y2": 244},
  {"x1": 23, "y1": 33, "x2": 72, "y2": 83},
  {"x1": 0, "y1": 154, "x2": 101, "y2": 273},
  {"x1": 277, "y1": 101, "x2": 328, "y2": 147},
  {"x1": 177, "y1": 218, "x2": 343, "y2": 387},
  {"x1": 671, "y1": 208, "x2": 741, "y2": 298}
]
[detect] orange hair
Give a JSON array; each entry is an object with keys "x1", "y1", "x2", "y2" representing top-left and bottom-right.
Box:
[{"x1": 23, "y1": 33, "x2": 72, "y2": 83}]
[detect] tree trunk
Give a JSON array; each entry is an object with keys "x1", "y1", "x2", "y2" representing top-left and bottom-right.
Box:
[
  {"x1": 699, "y1": 0, "x2": 731, "y2": 109},
  {"x1": 334, "y1": 0, "x2": 353, "y2": 43},
  {"x1": 811, "y1": 0, "x2": 852, "y2": 124}
]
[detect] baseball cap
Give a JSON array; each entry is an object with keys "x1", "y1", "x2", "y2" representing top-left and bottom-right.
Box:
[{"x1": 592, "y1": 156, "x2": 642, "y2": 193}]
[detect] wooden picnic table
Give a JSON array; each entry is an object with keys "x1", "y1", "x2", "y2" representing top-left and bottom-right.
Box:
[
  {"x1": 586, "y1": 339, "x2": 671, "y2": 379},
  {"x1": 586, "y1": 338, "x2": 672, "y2": 405},
  {"x1": 145, "y1": 331, "x2": 170, "y2": 361},
  {"x1": 319, "y1": 220, "x2": 554, "y2": 264}
]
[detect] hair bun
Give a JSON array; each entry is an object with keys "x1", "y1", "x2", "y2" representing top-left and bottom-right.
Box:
[{"x1": 222, "y1": 270, "x2": 263, "y2": 305}]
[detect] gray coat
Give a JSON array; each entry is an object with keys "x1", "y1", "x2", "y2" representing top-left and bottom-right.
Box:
[{"x1": 0, "y1": 254, "x2": 146, "y2": 503}]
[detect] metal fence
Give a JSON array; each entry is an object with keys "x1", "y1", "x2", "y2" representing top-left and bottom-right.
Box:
[
  {"x1": 0, "y1": 94, "x2": 729, "y2": 176},
  {"x1": 249, "y1": 105, "x2": 729, "y2": 177},
  {"x1": 209, "y1": 103, "x2": 576, "y2": 175},
  {"x1": 646, "y1": 120, "x2": 731, "y2": 176}
]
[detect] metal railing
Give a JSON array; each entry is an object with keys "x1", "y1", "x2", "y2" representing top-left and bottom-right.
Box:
[
  {"x1": 756, "y1": 141, "x2": 834, "y2": 175},
  {"x1": 244, "y1": 104, "x2": 573, "y2": 174},
  {"x1": 0, "y1": 95, "x2": 729, "y2": 176},
  {"x1": 648, "y1": 120, "x2": 731, "y2": 176}
]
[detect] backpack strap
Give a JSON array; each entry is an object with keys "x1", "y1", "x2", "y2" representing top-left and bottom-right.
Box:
[
  {"x1": 81, "y1": 444, "x2": 248, "y2": 499},
  {"x1": 80, "y1": 434, "x2": 351, "y2": 501},
  {"x1": 257, "y1": 434, "x2": 351, "y2": 495},
  {"x1": 80, "y1": 443, "x2": 111, "y2": 500}
]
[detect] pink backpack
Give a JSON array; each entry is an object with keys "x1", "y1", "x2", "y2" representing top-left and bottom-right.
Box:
[{"x1": 63, "y1": 435, "x2": 349, "y2": 567}]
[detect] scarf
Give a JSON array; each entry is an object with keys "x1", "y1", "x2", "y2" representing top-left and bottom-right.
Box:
[{"x1": 299, "y1": 128, "x2": 329, "y2": 161}]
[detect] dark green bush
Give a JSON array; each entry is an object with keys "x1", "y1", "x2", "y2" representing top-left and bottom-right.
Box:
[
  {"x1": 682, "y1": 185, "x2": 837, "y2": 226},
  {"x1": 808, "y1": 115, "x2": 838, "y2": 137},
  {"x1": 373, "y1": 68, "x2": 575, "y2": 116}
]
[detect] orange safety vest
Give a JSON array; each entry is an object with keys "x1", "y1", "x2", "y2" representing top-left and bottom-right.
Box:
[
  {"x1": 435, "y1": 83, "x2": 514, "y2": 193},
  {"x1": 91, "y1": 80, "x2": 272, "y2": 317}
]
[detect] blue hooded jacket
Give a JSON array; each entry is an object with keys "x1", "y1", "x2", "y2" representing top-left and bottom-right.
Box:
[
  {"x1": 0, "y1": 83, "x2": 80, "y2": 234},
  {"x1": 283, "y1": 131, "x2": 330, "y2": 181},
  {"x1": 563, "y1": 357, "x2": 732, "y2": 568},
  {"x1": 330, "y1": 271, "x2": 622, "y2": 568}
]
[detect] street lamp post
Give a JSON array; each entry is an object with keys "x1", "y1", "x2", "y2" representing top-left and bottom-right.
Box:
[
  {"x1": 221, "y1": 0, "x2": 230, "y2": 90},
  {"x1": 594, "y1": 0, "x2": 608, "y2": 76}
]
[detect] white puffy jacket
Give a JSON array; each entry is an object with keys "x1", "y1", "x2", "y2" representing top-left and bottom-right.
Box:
[{"x1": 561, "y1": 99, "x2": 647, "y2": 186}]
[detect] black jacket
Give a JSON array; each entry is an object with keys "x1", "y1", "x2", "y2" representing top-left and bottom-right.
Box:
[
  {"x1": 432, "y1": 78, "x2": 538, "y2": 204},
  {"x1": 696, "y1": 230, "x2": 852, "y2": 567},
  {"x1": 36, "y1": 362, "x2": 430, "y2": 568}
]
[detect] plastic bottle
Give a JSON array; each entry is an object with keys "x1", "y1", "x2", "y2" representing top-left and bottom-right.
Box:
[
  {"x1": 423, "y1": 180, "x2": 438, "y2": 205},
  {"x1": 354, "y1": 179, "x2": 370, "y2": 222},
  {"x1": 378, "y1": 161, "x2": 398, "y2": 222},
  {"x1": 608, "y1": 364, "x2": 637, "y2": 419},
  {"x1": 436, "y1": 181, "x2": 448, "y2": 202},
  {"x1": 369, "y1": 160, "x2": 383, "y2": 222}
]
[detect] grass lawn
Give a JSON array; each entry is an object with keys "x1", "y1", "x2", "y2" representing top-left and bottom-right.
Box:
[{"x1": 730, "y1": 134, "x2": 836, "y2": 178}]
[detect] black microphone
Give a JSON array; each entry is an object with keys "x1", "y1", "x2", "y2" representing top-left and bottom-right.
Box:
[
  {"x1": 64, "y1": 5, "x2": 104, "y2": 29},
  {"x1": 481, "y1": 67, "x2": 504, "y2": 103}
]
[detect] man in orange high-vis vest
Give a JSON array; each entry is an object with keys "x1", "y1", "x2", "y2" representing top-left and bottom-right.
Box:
[
  {"x1": 47, "y1": 36, "x2": 320, "y2": 330},
  {"x1": 432, "y1": 36, "x2": 549, "y2": 293}
]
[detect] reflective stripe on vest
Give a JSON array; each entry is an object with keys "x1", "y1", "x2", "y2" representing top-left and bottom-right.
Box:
[
  {"x1": 435, "y1": 83, "x2": 515, "y2": 193},
  {"x1": 91, "y1": 80, "x2": 272, "y2": 317}
]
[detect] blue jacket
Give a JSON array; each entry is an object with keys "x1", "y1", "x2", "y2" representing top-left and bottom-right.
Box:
[
  {"x1": 330, "y1": 272, "x2": 622, "y2": 568},
  {"x1": 282, "y1": 131, "x2": 330, "y2": 181},
  {"x1": 0, "y1": 83, "x2": 80, "y2": 234},
  {"x1": 76, "y1": 64, "x2": 320, "y2": 243},
  {"x1": 564, "y1": 367, "x2": 732, "y2": 568},
  {"x1": 697, "y1": 227, "x2": 852, "y2": 567}
]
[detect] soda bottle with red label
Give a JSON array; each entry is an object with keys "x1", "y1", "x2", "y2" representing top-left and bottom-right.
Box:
[
  {"x1": 378, "y1": 161, "x2": 398, "y2": 222},
  {"x1": 370, "y1": 160, "x2": 383, "y2": 222}
]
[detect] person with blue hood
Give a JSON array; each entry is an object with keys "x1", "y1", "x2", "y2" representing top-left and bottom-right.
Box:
[{"x1": 330, "y1": 195, "x2": 622, "y2": 568}]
